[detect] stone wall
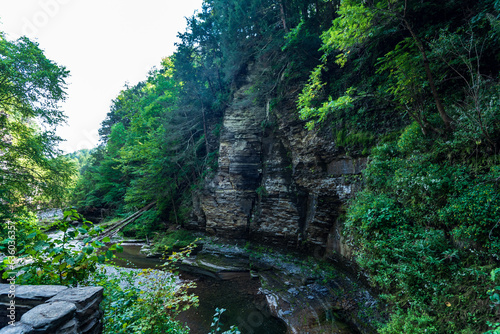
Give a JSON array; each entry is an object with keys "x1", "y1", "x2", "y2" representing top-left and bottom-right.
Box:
[
  {"x1": 190, "y1": 62, "x2": 367, "y2": 263},
  {"x1": 0, "y1": 284, "x2": 103, "y2": 334}
]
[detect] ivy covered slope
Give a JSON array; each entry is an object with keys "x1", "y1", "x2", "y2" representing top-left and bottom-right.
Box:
[{"x1": 296, "y1": 0, "x2": 500, "y2": 333}]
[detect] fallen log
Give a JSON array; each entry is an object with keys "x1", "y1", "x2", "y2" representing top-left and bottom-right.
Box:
[{"x1": 96, "y1": 201, "x2": 156, "y2": 242}]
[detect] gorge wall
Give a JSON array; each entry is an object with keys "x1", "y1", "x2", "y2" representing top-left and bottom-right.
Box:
[{"x1": 190, "y1": 63, "x2": 366, "y2": 263}]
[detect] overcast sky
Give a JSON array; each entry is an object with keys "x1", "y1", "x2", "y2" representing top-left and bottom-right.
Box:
[{"x1": 0, "y1": 0, "x2": 203, "y2": 153}]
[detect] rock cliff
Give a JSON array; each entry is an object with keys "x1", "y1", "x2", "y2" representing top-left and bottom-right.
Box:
[
  {"x1": 186, "y1": 62, "x2": 384, "y2": 333},
  {"x1": 190, "y1": 62, "x2": 367, "y2": 264}
]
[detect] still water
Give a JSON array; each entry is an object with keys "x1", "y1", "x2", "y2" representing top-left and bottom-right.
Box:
[{"x1": 111, "y1": 244, "x2": 288, "y2": 334}]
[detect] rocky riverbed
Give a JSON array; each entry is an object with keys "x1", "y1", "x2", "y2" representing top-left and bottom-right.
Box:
[{"x1": 156, "y1": 237, "x2": 383, "y2": 334}]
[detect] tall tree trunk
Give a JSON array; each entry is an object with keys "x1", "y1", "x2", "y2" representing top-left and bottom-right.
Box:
[
  {"x1": 401, "y1": 4, "x2": 453, "y2": 130},
  {"x1": 278, "y1": 0, "x2": 288, "y2": 32},
  {"x1": 201, "y1": 104, "x2": 210, "y2": 154},
  {"x1": 171, "y1": 196, "x2": 179, "y2": 225}
]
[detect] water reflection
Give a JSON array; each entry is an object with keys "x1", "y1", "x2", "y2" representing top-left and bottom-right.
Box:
[{"x1": 111, "y1": 244, "x2": 287, "y2": 334}]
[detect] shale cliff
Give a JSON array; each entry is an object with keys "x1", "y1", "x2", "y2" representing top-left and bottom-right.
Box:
[{"x1": 190, "y1": 63, "x2": 366, "y2": 264}]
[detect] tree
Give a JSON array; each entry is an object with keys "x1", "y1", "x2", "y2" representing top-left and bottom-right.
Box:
[
  {"x1": 298, "y1": 0, "x2": 499, "y2": 137},
  {"x1": 0, "y1": 33, "x2": 74, "y2": 222},
  {"x1": 72, "y1": 58, "x2": 209, "y2": 231}
]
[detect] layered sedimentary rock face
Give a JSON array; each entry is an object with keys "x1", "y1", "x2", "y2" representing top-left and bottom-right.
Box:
[
  {"x1": 192, "y1": 63, "x2": 366, "y2": 261},
  {"x1": 198, "y1": 64, "x2": 267, "y2": 239}
]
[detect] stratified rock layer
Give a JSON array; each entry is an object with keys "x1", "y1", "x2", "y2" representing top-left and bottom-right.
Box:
[
  {"x1": 0, "y1": 285, "x2": 103, "y2": 334},
  {"x1": 192, "y1": 63, "x2": 366, "y2": 262},
  {"x1": 200, "y1": 63, "x2": 266, "y2": 239}
]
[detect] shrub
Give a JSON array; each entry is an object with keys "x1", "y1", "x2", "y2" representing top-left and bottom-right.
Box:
[
  {"x1": 1, "y1": 209, "x2": 115, "y2": 286},
  {"x1": 345, "y1": 120, "x2": 499, "y2": 332},
  {"x1": 440, "y1": 182, "x2": 500, "y2": 256},
  {"x1": 150, "y1": 229, "x2": 197, "y2": 255},
  {"x1": 91, "y1": 246, "x2": 198, "y2": 334}
]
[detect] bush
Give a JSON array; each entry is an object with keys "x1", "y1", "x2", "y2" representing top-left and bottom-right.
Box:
[
  {"x1": 91, "y1": 246, "x2": 198, "y2": 334},
  {"x1": 346, "y1": 192, "x2": 404, "y2": 234},
  {"x1": 344, "y1": 120, "x2": 499, "y2": 333},
  {"x1": 1, "y1": 209, "x2": 115, "y2": 286},
  {"x1": 150, "y1": 229, "x2": 197, "y2": 255},
  {"x1": 379, "y1": 308, "x2": 438, "y2": 334},
  {"x1": 122, "y1": 210, "x2": 160, "y2": 239},
  {"x1": 440, "y1": 182, "x2": 500, "y2": 256}
]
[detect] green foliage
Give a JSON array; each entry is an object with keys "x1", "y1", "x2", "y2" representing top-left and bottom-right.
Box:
[
  {"x1": 485, "y1": 268, "x2": 500, "y2": 333},
  {"x1": 379, "y1": 308, "x2": 438, "y2": 334},
  {"x1": 319, "y1": 0, "x2": 375, "y2": 67},
  {"x1": 335, "y1": 129, "x2": 376, "y2": 154},
  {"x1": 0, "y1": 33, "x2": 75, "y2": 220},
  {"x1": 298, "y1": 0, "x2": 500, "y2": 142},
  {"x1": 439, "y1": 182, "x2": 500, "y2": 255},
  {"x1": 92, "y1": 245, "x2": 198, "y2": 334},
  {"x1": 122, "y1": 210, "x2": 160, "y2": 239},
  {"x1": 149, "y1": 230, "x2": 196, "y2": 255},
  {"x1": 345, "y1": 118, "x2": 500, "y2": 332},
  {"x1": 298, "y1": 76, "x2": 355, "y2": 130},
  {"x1": 1, "y1": 210, "x2": 116, "y2": 286},
  {"x1": 209, "y1": 308, "x2": 241, "y2": 334},
  {"x1": 255, "y1": 186, "x2": 268, "y2": 199},
  {"x1": 347, "y1": 192, "x2": 403, "y2": 233},
  {"x1": 72, "y1": 57, "x2": 209, "y2": 229}
]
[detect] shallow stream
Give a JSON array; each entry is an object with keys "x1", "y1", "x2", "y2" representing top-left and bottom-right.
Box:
[{"x1": 111, "y1": 244, "x2": 288, "y2": 334}]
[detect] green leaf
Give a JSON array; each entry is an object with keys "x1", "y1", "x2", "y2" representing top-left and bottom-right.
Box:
[
  {"x1": 27, "y1": 231, "x2": 38, "y2": 239},
  {"x1": 106, "y1": 250, "x2": 114, "y2": 260},
  {"x1": 52, "y1": 254, "x2": 64, "y2": 263}
]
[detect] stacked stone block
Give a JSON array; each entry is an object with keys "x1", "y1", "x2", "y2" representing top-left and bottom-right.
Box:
[{"x1": 0, "y1": 285, "x2": 103, "y2": 334}]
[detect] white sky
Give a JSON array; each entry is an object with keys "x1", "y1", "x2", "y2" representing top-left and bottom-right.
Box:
[{"x1": 0, "y1": 0, "x2": 203, "y2": 153}]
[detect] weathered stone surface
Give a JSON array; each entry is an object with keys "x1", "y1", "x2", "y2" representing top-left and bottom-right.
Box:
[
  {"x1": 327, "y1": 157, "x2": 367, "y2": 176},
  {"x1": 180, "y1": 250, "x2": 250, "y2": 280},
  {"x1": 83, "y1": 320, "x2": 102, "y2": 334},
  {"x1": 199, "y1": 63, "x2": 266, "y2": 239},
  {"x1": 0, "y1": 285, "x2": 68, "y2": 305},
  {"x1": 20, "y1": 301, "x2": 76, "y2": 332},
  {"x1": 55, "y1": 319, "x2": 78, "y2": 334},
  {"x1": 181, "y1": 240, "x2": 379, "y2": 333},
  {"x1": 190, "y1": 62, "x2": 364, "y2": 262},
  {"x1": 47, "y1": 287, "x2": 103, "y2": 313},
  {"x1": 0, "y1": 323, "x2": 34, "y2": 334},
  {"x1": 79, "y1": 309, "x2": 102, "y2": 334},
  {"x1": 260, "y1": 271, "x2": 357, "y2": 334},
  {"x1": 0, "y1": 285, "x2": 69, "y2": 327},
  {"x1": 0, "y1": 286, "x2": 103, "y2": 333}
]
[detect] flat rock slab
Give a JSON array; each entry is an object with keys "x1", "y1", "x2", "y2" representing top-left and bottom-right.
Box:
[
  {"x1": 20, "y1": 301, "x2": 76, "y2": 332},
  {"x1": 47, "y1": 287, "x2": 103, "y2": 311},
  {"x1": 0, "y1": 323, "x2": 34, "y2": 334},
  {"x1": 0, "y1": 285, "x2": 68, "y2": 304},
  {"x1": 56, "y1": 318, "x2": 78, "y2": 334}
]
